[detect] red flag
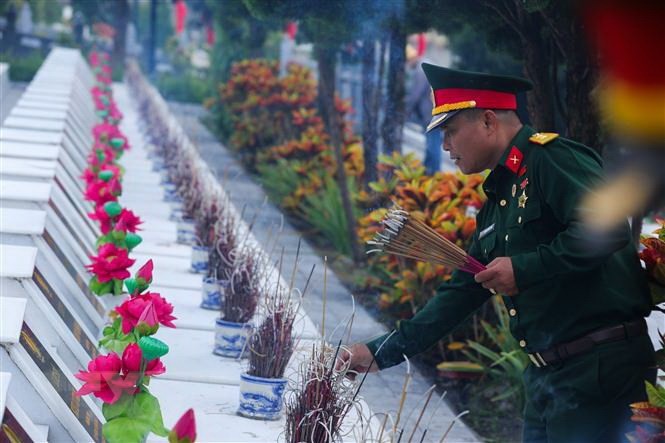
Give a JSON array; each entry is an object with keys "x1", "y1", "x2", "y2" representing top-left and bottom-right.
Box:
[
  {"x1": 175, "y1": 0, "x2": 187, "y2": 34},
  {"x1": 416, "y1": 33, "x2": 427, "y2": 57},
  {"x1": 285, "y1": 22, "x2": 297, "y2": 40}
]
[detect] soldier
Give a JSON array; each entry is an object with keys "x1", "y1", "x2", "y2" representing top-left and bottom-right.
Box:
[{"x1": 338, "y1": 63, "x2": 656, "y2": 443}]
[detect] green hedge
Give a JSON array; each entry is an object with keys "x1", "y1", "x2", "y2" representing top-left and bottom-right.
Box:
[{"x1": 0, "y1": 51, "x2": 45, "y2": 82}]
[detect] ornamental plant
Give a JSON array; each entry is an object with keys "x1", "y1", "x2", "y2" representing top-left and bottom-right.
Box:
[
  {"x1": 626, "y1": 332, "x2": 665, "y2": 443},
  {"x1": 639, "y1": 218, "x2": 665, "y2": 307}
]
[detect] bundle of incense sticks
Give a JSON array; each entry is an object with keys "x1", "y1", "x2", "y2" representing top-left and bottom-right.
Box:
[{"x1": 367, "y1": 206, "x2": 486, "y2": 275}]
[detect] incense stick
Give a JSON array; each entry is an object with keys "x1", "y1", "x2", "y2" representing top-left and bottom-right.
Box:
[{"x1": 368, "y1": 205, "x2": 485, "y2": 274}]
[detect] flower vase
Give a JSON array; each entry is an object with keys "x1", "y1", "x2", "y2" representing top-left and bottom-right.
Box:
[
  {"x1": 237, "y1": 373, "x2": 287, "y2": 420},
  {"x1": 200, "y1": 277, "x2": 222, "y2": 310},
  {"x1": 190, "y1": 245, "x2": 209, "y2": 273},
  {"x1": 176, "y1": 218, "x2": 196, "y2": 244},
  {"x1": 214, "y1": 319, "x2": 251, "y2": 358}
]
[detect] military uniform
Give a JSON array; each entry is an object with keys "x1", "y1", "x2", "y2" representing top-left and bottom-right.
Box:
[{"x1": 366, "y1": 64, "x2": 656, "y2": 442}]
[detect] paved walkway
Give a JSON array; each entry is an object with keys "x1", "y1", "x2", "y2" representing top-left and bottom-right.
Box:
[{"x1": 168, "y1": 102, "x2": 479, "y2": 442}]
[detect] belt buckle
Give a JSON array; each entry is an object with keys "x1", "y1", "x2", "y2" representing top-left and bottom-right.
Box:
[{"x1": 528, "y1": 352, "x2": 548, "y2": 368}]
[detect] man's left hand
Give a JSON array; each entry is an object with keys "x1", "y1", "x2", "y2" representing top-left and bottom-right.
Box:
[{"x1": 474, "y1": 257, "x2": 518, "y2": 296}]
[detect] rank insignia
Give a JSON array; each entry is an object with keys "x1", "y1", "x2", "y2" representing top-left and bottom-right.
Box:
[
  {"x1": 504, "y1": 146, "x2": 523, "y2": 174},
  {"x1": 518, "y1": 190, "x2": 528, "y2": 208},
  {"x1": 529, "y1": 132, "x2": 559, "y2": 145}
]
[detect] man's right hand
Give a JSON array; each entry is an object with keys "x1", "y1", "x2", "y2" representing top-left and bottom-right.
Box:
[{"x1": 335, "y1": 343, "x2": 379, "y2": 380}]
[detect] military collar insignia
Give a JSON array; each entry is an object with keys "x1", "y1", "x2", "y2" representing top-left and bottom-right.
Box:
[
  {"x1": 529, "y1": 132, "x2": 559, "y2": 145},
  {"x1": 503, "y1": 145, "x2": 523, "y2": 174}
]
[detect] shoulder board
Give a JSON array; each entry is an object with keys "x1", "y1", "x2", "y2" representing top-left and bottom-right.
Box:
[{"x1": 529, "y1": 132, "x2": 559, "y2": 145}]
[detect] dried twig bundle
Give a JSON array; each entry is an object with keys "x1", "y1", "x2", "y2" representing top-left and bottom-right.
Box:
[{"x1": 367, "y1": 205, "x2": 485, "y2": 274}]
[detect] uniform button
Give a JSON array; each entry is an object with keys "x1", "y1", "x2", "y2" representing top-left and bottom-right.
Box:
[
  {"x1": 505, "y1": 234, "x2": 509, "y2": 242},
  {"x1": 509, "y1": 308, "x2": 517, "y2": 317},
  {"x1": 518, "y1": 216, "x2": 522, "y2": 224},
  {"x1": 500, "y1": 199, "x2": 507, "y2": 207},
  {"x1": 519, "y1": 340, "x2": 527, "y2": 348}
]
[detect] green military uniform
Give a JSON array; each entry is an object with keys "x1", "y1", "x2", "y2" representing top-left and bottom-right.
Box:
[{"x1": 367, "y1": 64, "x2": 656, "y2": 442}]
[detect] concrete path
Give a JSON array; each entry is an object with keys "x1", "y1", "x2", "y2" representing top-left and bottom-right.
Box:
[{"x1": 167, "y1": 102, "x2": 479, "y2": 442}]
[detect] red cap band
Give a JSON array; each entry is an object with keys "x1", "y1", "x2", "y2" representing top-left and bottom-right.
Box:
[{"x1": 434, "y1": 88, "x2": 517, "y2": 111}]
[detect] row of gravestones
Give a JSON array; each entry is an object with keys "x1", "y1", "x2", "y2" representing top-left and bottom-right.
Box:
[{"x1": 0, "y1": 47, "x2": 326, "y2": 442}]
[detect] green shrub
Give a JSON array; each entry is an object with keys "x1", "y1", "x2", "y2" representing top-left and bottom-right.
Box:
[
  {"x1": 298, "y1": 176, "x2": 358, "y2": 256},
  {"x1": 155, "y1": 72, "x2": 210, "y2": 104},
  {"x1": 0, "y1": 51, "x2": 44, "y2": 82}
]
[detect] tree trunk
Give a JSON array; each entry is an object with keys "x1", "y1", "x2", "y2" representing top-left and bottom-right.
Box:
[
  {"x1": 315, "y1": 46, "x2": 364, "y2": 264},
  {"x1": 563, "y1": 26, "x2": 601, "y2": 151},
  {"x1": 361, "y1": 38, "x2": 379, "y2": 188},
  {"x1": 522, "y1": 37, "x2": 556, "y2": 132},
  {"x1": 381, "y1": 22, "x2": 406, "y2": 155},
  {"x1": 112, "y1": 0, "x2": 129, "y2": 80}
]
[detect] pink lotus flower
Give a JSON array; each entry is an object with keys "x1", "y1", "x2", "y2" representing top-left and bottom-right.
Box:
[
  {"x1": 136, "y1": 259, "x2": 153, "y2": 283},
  {"x1": 115, "y1": 209, "x2": 143, "y2": 233},
  {"x1": 88, "y1": 204, "x2": 113, "y2": 234},
  {"x1": 75, "y1": 352, "x2": 135, "y2": 404},
  {"x1": 86, "y1": 243, "x2": 135, "y2": 283},
  {"x1": 93, "y1": 122, "x2": 120, "y2": 143},
  {"x1": 82, "y1": 168, "x2": 97, "y2": 186},
  {"x1": 115, "y1": 292, "x2": 177, "y2": 334},
  {"x1": 170, "y1": 409, "x2": 197, "y2": 443},
  {"x1": 89, "y1": 51, "x2": 100, "y2": 67},
  {"x1": 87, "y1": 147, "x2": 116, "y2": 169},
  {"x1": 84, "y1": 178, "x2": 121, "y2": 206},
  {"x1": 121, "y1": 343, "x2": 166, "y2": 377}
]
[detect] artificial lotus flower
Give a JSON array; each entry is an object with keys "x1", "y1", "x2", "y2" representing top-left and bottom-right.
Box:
[
  {"x1": 86, "y1": 243, "x2": 135, "y2": 283},
  {"x1": 115, "y1": 209, "x2": 143, "y2": 233},
  {"x1": 84, "y1": 178, "x2": 121, "y2": 206},
  {"x1": 121, "y1": 343, "x2": 166, "y2": 378},
  {"x1": 169, "y1": 409, "x2": 197, "y2": 443},
  {"x1": 88, "y1": 204, "x2": 113, "y2": 234},
  {"x1": 87, "y1": 147, "x2": 116, "y2": 170},
  {"x1": 136, "y1": 259, "x2": 153, "y2": 286},
  {"x1": 115, "y1": 292, "x2": 177, "y2": 334},
  {"x1": 89, "y1": 51, "x2": 100, "y2": 67},
  {"x1": 93, "y1": 122, "x2": 120, "y2": 143},
  {"x1": 74, "y1": 352, "x2": 136, "y2": 404},
  {"x1": 109, "y1": 102, "x2": 124, "y2": 123}
]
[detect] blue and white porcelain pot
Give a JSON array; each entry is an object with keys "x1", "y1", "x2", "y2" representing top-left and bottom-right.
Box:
[
  {"x1": 191, "y1": 245, "x2": 209, "y2": 273},
  {"x1": 200, "y1": 277, "x2": 222, "y2": 310},
  {"x1": 152, "y1": 160, "x2": 165, "y2": 172},
  {"x1": 163, "y1": 189, "x2": 181, "y2": 203},
  {"x1": 176, "y1": 218, "x2": 196, "y2": 244},
  {"x1": 237, "y1": 373, "x2": 287, "y2": 420},
  {"x1": 213, "y1": 319, "x2": 251, "y2": 358},
  {"x1": 170, "y1": 208, "x2": 184, "y2": 222}
]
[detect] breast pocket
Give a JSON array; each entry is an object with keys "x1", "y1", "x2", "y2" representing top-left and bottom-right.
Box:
[
  {"x1": 478, "y1": 230, "x2": 497, "y2": 262},
  {"x1": 506, "y1": 200, "x2": 542, "y2": 254}
]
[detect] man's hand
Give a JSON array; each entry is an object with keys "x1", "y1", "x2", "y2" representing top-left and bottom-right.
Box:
[
  {"x1": 335, "y1": 343, "x2": 379, "y2": 380},
  {"x1": 474, "y1": 257, "x2": 518, "y2": 296}
]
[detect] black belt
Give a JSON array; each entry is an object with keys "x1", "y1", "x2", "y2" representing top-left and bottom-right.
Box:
[{"x1": 527, "y1": 319, "x2": 647, "y2": 368}]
